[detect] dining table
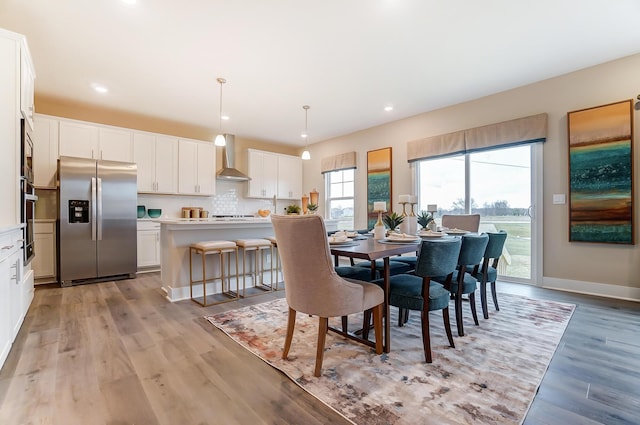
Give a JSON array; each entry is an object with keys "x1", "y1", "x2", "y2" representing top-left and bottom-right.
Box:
[{"x1": 330, "y1": 237, "x2": 421, "y2": 353}]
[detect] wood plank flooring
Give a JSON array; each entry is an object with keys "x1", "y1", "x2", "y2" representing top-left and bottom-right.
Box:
[{"x1": 0, "y1": 273, "x2": 638, "y2": 424}]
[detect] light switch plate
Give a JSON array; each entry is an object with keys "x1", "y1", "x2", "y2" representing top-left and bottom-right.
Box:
[{"x1": 553, "y1": 194, "x2": 566, "y2": 205}]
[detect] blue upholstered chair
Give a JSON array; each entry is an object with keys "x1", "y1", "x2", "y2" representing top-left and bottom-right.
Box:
[
  {"x1": 467, "y1": 231, "x2": 507, "y2": 319},
  {"x1": 354, "y1": 259, "x2": 413, "y2": 276},
  {"x1": 373, "y1": 238, "x2": 462, "y2": 363},
  {"x1": 433, "y1": 233, "x2": 488, "y2": 337},
  {"x1": 335, "y1": 265, "x2": 378, "y2": 282}
]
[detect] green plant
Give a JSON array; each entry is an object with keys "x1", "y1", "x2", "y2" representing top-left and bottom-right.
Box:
[
  {"x1": 307, "y1": 203, "x2": 318, "y2": 212},
  {"x1": 382, "y1": 212, "x2": 404, "y2": 231},
  {"x1": 417, "y1": 210, "x2": 433, "y2": 228},
  {"x1": 286, "y1": 204, "x2": 301, "y2": 214}
]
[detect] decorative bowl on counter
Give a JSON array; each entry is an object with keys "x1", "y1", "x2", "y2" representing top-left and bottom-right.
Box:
[
  {"x1": 148, "y1": 208, "x2": 162, "y2": 218},
  {"x1": 137, "y1": 205, "x2": 146, "y2": 218},
  {"x1": 258, "y1": 209, "x2": 271, "y2": 217}
]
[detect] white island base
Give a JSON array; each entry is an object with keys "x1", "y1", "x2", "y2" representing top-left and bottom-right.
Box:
[{"x1": 159, "y1": 217, "x2": 338, "y2": 302}]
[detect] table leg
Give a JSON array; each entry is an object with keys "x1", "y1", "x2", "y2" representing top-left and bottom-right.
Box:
[{"x1": 383, "y1": 257, "x2": 391, "y2": 353}]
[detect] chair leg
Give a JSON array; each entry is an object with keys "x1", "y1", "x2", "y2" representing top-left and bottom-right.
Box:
[
  {"x1": 469, "y1": 292, "x2": 479, "y2": 326},
  {"x1": 282, "y1": 307, "x2": 296, "y2": 360},
  {"x1": 341, "y1": 316, "x2": 348, "y2": 334},
  {"x1": 397, "y1": 308, "x2": 405, "y2": 327},
  {"x1": 480, "y1": 280, "x2": 489, "y2": 319},
  {"x1": 442, "y1": 307, "x2": 455, "y2": 349},
  {"x1": 455, "y1": 294, "x2": 464, "y2": 337},
  {"x1": 314, "y1": 317, "x2": 329, "y2": 377},
  {"x1": 362, "y1": 310, "x2": 371, "y2": 339},
  {"x1": 491, "y1": 281, "x2": 500, "y2": 311},
  {"x1": 420, "y1": 306, "x2": 432, "y2": 363},
  {"x1": 372, "y1": 304, "x2": 383, "y2": 355}
]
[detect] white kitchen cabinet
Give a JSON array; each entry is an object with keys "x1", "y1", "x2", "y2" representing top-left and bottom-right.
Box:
[
  {"x1": 247, "y1": 149, "x2": 278, "y2": 198},
  {"x1": 277, "y1": 154, "x2": 303, "y2": 200},
  {"x1": 0, "y1": 227, "x2": 29, "y2": 370},
  {"x1": 137, "y1": 221, "x2": 160, "y2": 270},
  {"x1": 20, "y1": 45, "x2": 35, "y2": 131},
  {"x1": 59, "y1": 119, "x2": 132, "y2": 162},
  {"x1": 59, "y1": 120, "x2": 99, "y2": 159},
  {"x1": 33, "y1": 115, "x2": 59, "y2": 188},
  {"x1": 98, "y1": 127, "x2": 133, "y2": 162},
  {"x1": 0, "y1": 29, "x2": 31, "y2": 228},
  {"x1": 133, "y1": 132, "x2": 178, "y2": 193},
  {"x1": 178, "y1": 139, "x2": 216, "y2": 196},
  {"x1": 33, "y1": 221, "x2": 56, "y2": 281}
]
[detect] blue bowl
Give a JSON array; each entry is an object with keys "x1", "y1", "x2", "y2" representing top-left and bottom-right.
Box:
[{"x1": 148, "y1": 208, "x2": 162, "y2": 218}]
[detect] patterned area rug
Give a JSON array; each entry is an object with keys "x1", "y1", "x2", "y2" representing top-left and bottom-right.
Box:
[{"x1": 206, "y1": 293, "x2": 574, "y2": 425}]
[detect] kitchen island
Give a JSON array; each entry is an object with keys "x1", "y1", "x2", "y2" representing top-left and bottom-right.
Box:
[{"x1": 157, "y1": 217, "x2": 338, "y2": 301}]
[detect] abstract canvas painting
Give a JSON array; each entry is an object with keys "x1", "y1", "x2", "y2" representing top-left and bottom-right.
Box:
[
  {"x1": 367, "y1": 147, "x2": 392, "y2": 229},
  {"x1": 568, "y1": 99, "x2": 634, "y2": 244}
]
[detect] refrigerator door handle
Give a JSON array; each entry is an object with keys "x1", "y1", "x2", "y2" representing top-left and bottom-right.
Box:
[
  {"x1": 97, "y1": 177, "x2": 103, "y2": 240},
  {"x1": 91, "y1": 177, "x2": 97, "y2": 240}
]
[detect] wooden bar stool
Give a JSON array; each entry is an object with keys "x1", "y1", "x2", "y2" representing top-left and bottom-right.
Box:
[
  {"x1": 236, "y1": 238, "x2": 273, "y2": 297},
  {"x1": 266, "y1": 236, "x2": 283, "y2": 291},
  {"x1": 189, "y1": 240, "x2": 239, "y2": 306}
]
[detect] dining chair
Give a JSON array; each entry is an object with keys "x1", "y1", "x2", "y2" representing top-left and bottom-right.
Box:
[
  {"x1": 271, "y1": 214, "x2": 384, "y2": 377},
  {"x1": 441, "y1": 214, "x2": 481, "y2": 232},
  {"x1": 372, "y1": 238, "x2": 462, "y2": 363},
  {"x1": 467, "y1": 230, "x2": 508, "y2": 319},
  {"x1": 433, "y1": 233, "x2": 488, "y2": 336}
]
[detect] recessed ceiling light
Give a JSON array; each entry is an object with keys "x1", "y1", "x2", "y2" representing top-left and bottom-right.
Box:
[
  {"x1": 221, "y1": 115, "x2": 230, "y2": 121},
  {"x1": 92, "y1": 84, "x2": 108, "y2": 94},
  {"x1": 122, "y1": 0, "x2": 137, "y2": 5},
  {"x1": 384, "y1": 105, "x2": 393, "y2": 112}
]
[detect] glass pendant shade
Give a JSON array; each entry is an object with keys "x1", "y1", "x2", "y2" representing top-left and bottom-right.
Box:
[
  {"x1": 214, "y1": 134, "x2": 226, "y2": 146},
  {"x1": 301, "y1": 149, "x2": 311, "y2": 160}
]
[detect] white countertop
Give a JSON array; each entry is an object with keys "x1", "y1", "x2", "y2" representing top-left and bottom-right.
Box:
[{"x1": 156, "y1": 217, "x2": 272, "y2": 225}]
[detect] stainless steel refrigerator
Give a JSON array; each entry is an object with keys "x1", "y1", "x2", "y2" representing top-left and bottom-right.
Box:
[{"x1": 58, "y1": 156, "x2": 137, "y2": 287}]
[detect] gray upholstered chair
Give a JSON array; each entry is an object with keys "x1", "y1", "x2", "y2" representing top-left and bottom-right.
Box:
[
  {"x1": 433, "y1": 233, "x2": 488, "y2": 336},
  {"x1": 372, "y1": 238, "x2": 461, "y2": 363},
  {"x1": 441, "y1": 214, "x2": 481, "y2": 232},
  {"x1": 271, "y1": 214, "x2": 384, "y2": 377},
  {"x1": 467, "y1": 230, "x2": 508, "y2": 319}
]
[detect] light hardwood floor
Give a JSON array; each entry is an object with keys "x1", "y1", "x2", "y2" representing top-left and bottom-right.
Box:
[{"x1": 0, "y1": 273, "x2": 638, "y2": 424}]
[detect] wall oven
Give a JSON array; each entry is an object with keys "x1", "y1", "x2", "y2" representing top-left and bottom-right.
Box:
[{"x1": 21, "y1": 119, "x2": 37, "y2": 265}]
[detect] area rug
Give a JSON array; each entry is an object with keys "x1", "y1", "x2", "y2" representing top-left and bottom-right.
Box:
[{"x1": 206, "y1": 293, "x2": 575, "y2": 425}]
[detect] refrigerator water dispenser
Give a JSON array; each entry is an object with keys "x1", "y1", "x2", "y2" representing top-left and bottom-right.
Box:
[{"x1": 68, "y1": 200, "x2": 90, "y2": 223}]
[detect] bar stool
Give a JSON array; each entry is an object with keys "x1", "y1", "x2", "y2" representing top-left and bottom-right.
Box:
[
  {"x1": 266, "y1": 236, "x2": 283, "y2": 291},
  {"x1": 236, "y1": 238, "x2": 273, "y2": 297},
  {"x1": 189, "y1": 240, "x2": 239, "y2": 306}
]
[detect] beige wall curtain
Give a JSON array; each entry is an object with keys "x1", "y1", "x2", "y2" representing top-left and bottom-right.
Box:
[
  {"x1": 321, "y1": 151, "x2": 357, "y2": 173},
  {"x1": 407, "y1": 113, "x2": 548, "y2": 162}
]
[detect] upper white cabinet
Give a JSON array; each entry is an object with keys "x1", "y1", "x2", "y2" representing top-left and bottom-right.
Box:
[
  {"x1": 133, "y1": 132, "x2": 178, "y2": 193},
  {"x1": 248, "y1": 149, "x2": 302, "y2": 199},
  {"x1": 59, "y1": 120, "x2": 132, "y2": 162},
  {"x1": 247, "y1": 149, "x2": 278, "y2": 198},
  {"x1": 178, "y1": 139, "x2": 216, "y2": 196},
  {"x1": 0, "y1": 29, "x2": 33, "y2": 227},
  {"x1": 33, "y1": 115, "x2": 59, "y2": 189},
  {"x1": 20, "y1": 46, "x2": 35, "y2": 131},
  {"x1": 277, "y1": 154, "x2": 303, "y2": 200}
]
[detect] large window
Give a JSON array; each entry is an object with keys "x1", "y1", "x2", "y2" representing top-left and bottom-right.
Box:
[
  {"x1": 325, "y1": 168, "x2": 355, "y2": 230},
  {"x1": 418, "y1": 145, "x2": 536, "y2": 282}
]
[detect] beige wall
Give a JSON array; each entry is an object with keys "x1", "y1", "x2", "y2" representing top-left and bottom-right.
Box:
[{"x1": 304, "y1": 54, "x2": 640, "y2": 297}]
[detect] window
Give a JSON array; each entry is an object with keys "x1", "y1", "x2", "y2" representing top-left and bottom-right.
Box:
[
  {"x1": 325, "y1": 169, "x2": 355, "y2": 230},
  {"x1": 417, "y1": 144, "x2": 538, "y2": 282}
]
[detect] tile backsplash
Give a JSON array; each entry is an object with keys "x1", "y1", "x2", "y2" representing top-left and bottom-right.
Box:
[{"x1": 36, "y1": 181, "x2": 294, "y2": 220}]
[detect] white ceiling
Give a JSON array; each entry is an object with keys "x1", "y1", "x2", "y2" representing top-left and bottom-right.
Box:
[{"x1": 2, "y1": 0, "x2": 640, "y2": 146}]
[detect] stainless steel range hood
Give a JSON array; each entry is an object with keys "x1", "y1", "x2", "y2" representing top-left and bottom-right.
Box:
[{"x1": 216, "y1": 134, "x2": 251, "y2": 181}]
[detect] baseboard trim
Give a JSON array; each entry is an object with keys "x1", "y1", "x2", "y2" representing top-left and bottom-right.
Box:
[{"x1": 542, "y1": 276, "x2": 640, "y2": 302}]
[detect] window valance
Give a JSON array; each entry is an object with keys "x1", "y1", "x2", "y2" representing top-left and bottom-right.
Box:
[
  {"x1": 321, "y1": 151, "x2": 357, "y2": 173},
  {"x1": 407, "y1": 113, "x2": 548, "y2": 162}
]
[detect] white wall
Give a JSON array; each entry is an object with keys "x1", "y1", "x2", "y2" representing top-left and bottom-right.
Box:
[{"x1": 303, "y1": 53, "x2": 640, "y2": 300}]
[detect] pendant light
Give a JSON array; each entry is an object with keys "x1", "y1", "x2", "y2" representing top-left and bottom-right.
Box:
[
  {"x1": 301, "y1": 105, "x2": 311, "y2": 160},
  {"x1": 214, "y1": 77, "x2": 227, "y2": 147}
]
